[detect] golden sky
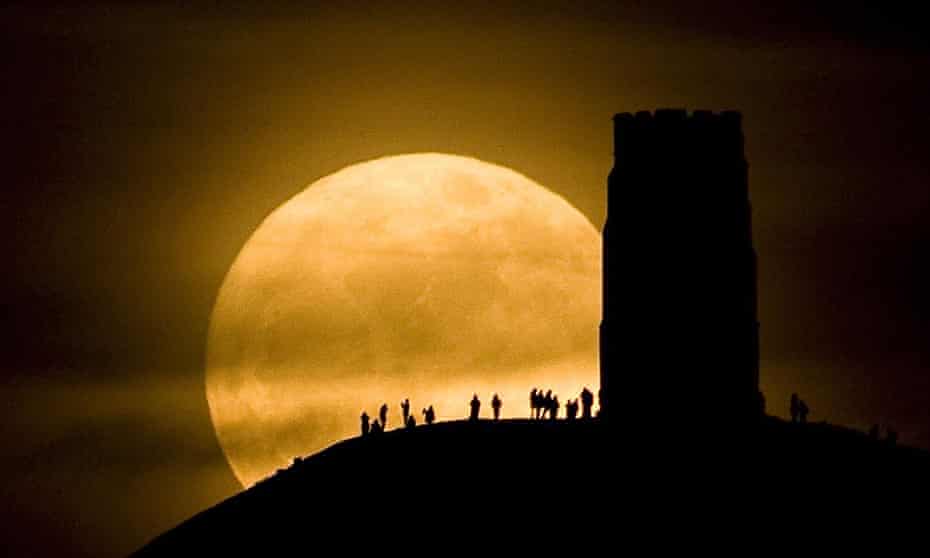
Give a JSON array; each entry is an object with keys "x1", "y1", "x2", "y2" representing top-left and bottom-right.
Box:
[{"x1": 2, "y1": 2, "x2": 929, "y2": 556}]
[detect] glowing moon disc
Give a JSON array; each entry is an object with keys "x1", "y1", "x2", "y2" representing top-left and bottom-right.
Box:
[{"x1": 207, "y1": 153, "x2": 601, "y2": 487}]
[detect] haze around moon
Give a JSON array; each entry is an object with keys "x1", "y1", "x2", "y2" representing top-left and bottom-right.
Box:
[{"x1": 206, "y1": 153, "x2": 601, "y2": 487}]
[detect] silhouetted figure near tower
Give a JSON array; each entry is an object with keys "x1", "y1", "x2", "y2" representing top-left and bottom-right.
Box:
[
  {"x1": 360, "y1": 412, "x2": 370, "y2": 437},
  {"x1": 887, "y1": 428, "x2": 898, "y2": 446},
  {"x1": 401, "y1": 399, "x2": 410, "y2": 424},
  {"x1": 423, "y1": 406, "x2": 436, "y2": 425},
  {"x1": 491, "y1": 394, "x2": 502, "y2": 421},
  {"x1": 530, "y1": 388, "x2": 538, "y2": 419},
  {"x1": 566, "y1": 399, "x2": 579, "y2": 420},
  {"x1": 469, "y1": 394, "x2": 481, "y2": 421},
  {"x1": 550, "y1": 396, "x2": 560, "y2": 420},
  {"x1": 790, "y1": 393, "x2": 800, "y2": 423},
  {"x1": 798, "y1": 399, "x2": 809, "y2": 424},
  {"x1": 580, "y1": 388, "x2": 594, "y2": 420},
  {"x1": 379, "y1": 403, "x2": 389, "y2": 430}
]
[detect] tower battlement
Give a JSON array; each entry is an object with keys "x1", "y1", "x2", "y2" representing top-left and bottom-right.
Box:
[
  {"x1": 612, "y1": 109, "x2": 745, "y2": 166},
  {"x1": 612, "y1": 108, "x2": 742, "y2": 125}
]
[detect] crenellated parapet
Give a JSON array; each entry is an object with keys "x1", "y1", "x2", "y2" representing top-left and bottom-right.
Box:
[{"x1": 612, "y1": 109, "x2": 745, "y2": 168}]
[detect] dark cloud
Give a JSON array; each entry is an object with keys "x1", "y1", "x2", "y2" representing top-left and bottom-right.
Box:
[{"x1": 0, "y1": 375, "x2": 234, "y2": 557}]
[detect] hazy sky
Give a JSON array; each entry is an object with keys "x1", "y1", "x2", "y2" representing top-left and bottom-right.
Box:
[{"x1": 2, "y1": 2, "x2": 929, "y2": 556}]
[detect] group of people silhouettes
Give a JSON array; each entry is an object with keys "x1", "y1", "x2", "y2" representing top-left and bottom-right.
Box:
[
  {"x1": 790, "y1": 392, "x2": 899, "y2": 445},
  {"x1": 529, "y1": 389, "x2": 558, "y2": 419},
  {"x1": 361, "y1": 399, "x2": 436, "y2": 437},
  {"x1": 361, "y1": 386, "x2": 601, "y2": 436},
  {"x1": 530, "y1": 387, "x2": 595, "y2": 420},
  {"x1": 361, "y1": 390, "x2": 901, "y2": 451}
]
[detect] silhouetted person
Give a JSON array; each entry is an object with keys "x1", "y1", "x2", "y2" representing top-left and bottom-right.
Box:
[
  {"x1": 423, "y1": 405, "x2": 436, "y2": 425},
  {"x1": 798, "y1": 399, "x2": 809, "y2": 424},
  {"x1": 405, "y1": 414, "x2": 416, "y2": 429},
  {"x1": 379, "y1": 403, "x2": 388, "y2": 429},
  {"x1": 580, "y1": 388, "x2": 594, "y2": 420},
  {"x1": 550, "y1": 396, "x2": 560, "y2": 420},
  {"x1": 566, "y1": 399, "x2": 579, "y2": 420},
  {"x1": 869, "y1": 424, "x2": 880, "y2": 440},
  {"x1": 491, "y1": 393, "x2": 502, "y2": 421},
  {"x1": 790, "y1": 393, "x2": 800, "y2": 423},
  {"x1": 530, "y1": 388, "x2": 538, "y2": 419},
  {"x1": 371, "y1": 419, "x2": 383, "y2": 435},
  {"x1": 360, "y1": 412, "x2": 370, "y2": 437},
  {"x1": 469, "y1": 394, "x2": 481, "y2": 421},
  {"x1": 887, "y1": 428, "x2": 898, "y2": 446},
  {"x1": 541, "y1": 390, "x2": 553, "y2": 419},
  {"x1": 401, "y1": 398, "x2": 411, "y2": 424}
]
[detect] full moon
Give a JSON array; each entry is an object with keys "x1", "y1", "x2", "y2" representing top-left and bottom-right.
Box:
[{"x1": 207, "y1": 153, "x2": 601, "y2": 487}]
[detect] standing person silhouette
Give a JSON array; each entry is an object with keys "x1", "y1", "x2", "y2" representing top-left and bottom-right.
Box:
[
  {"x1": 400, "y1": 399, "x2": 411, "y2": 424},
  {"x1": 566, "y1": 399, "x2": 578, "y2": 420},
  {"x1": 790, "y1": 393, "x2": 800, "y2": 423},
  {"x1": 887, "y1": 428, "x2": 898, "y2": 445},
  {"x1": 530, "y1": 388, "x2": 538, "y2": 419},
  {"x1": 580, "y1": 388, "x2": 594, "y2": 419},
  {"x1": 469, "y1": 394, "x2": 481, "y2": 421},
  {"x1": 798, "y1": 399, "x2": 809, "y2": 424},
  {"x1": 491, "y1": 394, "x2": 502, "y2": 421},
  {"x1": 550, "y1": 396, "x2": 560, "y2": 420},
  {"x1": 423, "y1": 405, "x2": 435, "y2": 425},
  {"x1": 360, "y1": 412, "x2": 370, "y2": 436},
  {"x1": 379, "y1": 403, "x2": 389, "y2": 430}
]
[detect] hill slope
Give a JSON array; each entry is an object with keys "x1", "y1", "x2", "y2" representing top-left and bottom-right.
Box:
[{"x1": 134, "y1": 417, "x2": 930, "y2": 554}]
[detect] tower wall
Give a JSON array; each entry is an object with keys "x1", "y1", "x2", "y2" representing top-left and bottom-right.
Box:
[{"x1": 600, "y1": 108, "x2": 760, "y2": 431}]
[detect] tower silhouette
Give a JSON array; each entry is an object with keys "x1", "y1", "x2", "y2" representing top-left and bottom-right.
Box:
[{"x1": 600, "y1": 109, "x2": 760, "y2": 430}]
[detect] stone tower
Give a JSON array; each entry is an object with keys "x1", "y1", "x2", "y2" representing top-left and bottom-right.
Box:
[{"x1": 599, "y1": 109, "x2": 760, "y2": 430}]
